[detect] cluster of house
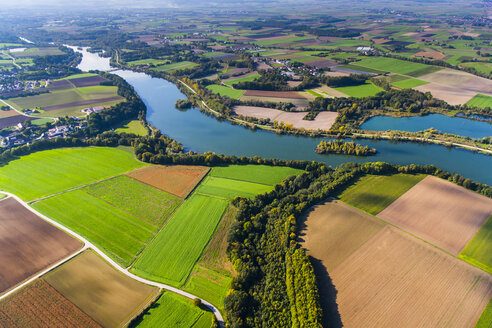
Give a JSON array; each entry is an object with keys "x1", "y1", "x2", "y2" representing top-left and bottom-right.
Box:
[
  {"x1": 0, "y1": 79, "x2": 41, "y2": 95},
  {"x1": 81, "y1": 106, "x2": 106, "y2": 115}
]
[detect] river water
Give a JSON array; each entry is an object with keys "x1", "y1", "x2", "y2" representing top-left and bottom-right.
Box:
[{"x1": 72, "y1": 47, "x2": 492, "y2": 185}]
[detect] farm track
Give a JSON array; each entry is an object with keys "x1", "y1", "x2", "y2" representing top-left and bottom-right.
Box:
[{"x1": 0, "y1": 191, "x2": 225, "y2": 327}]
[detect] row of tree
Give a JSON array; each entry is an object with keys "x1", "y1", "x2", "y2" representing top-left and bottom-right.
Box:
[{"x1": 315, "y1": 140, "x2": 377, "y2": 156}]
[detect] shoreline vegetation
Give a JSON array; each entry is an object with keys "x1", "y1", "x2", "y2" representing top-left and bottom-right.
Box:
[{"x1": 315, "y1": 140, "x2": 377, "y2": 156}]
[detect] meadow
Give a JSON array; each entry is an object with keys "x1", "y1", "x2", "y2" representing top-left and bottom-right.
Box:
[
  {"x1": 338, "y1": 173, "x2": 425, "y2": 215},
  {"x1": 206, "y1": 85, "x2": 244, "y2": 99},
  {"x1": 44, "y1": 251, "x2": 159, "y2": 328},
  {"x1": 223, "y1": 72, "x2": 260, "y2": 86},
  {"x1": 460, "y1": 214, "x2": 492, "y2": 274},
  {"x1": 132, "y1": 194, "x2": 228, "y2": 286},
  {"x1": 127, "y1": 58, "x2": 170, "y2": 66},
  {"x1": 196, "y1": 176, "x2": 273, "y2": 199},
  {"x1": 208, "y1": 164, "x2": 303, "y2": 185},
  {"x1": 183, "y1": 266, "x2": 232, "y2": 311},
  {"x1": 0, "y1": 147, "x2": 145, "y2": 201},
  {"x1": 334, "y1": 81, "x2": 383, "y2": 98},
  {"x1": 353, "y1": 57, "x2": 442, "y2": 77},
  {"x1": 151, "y1": 61, "x2": 198, "y2": 72},
  {"x1": 33, "y1": 189, "x2": 157, "y2": 267},
  {"x1": 85, "y1": 176, "x2": 181, "y2": 226},
  {"x1": 114, "y1": 120, "x2": 148, "y2": 136},
  {"x1": 391, "y1": 77, "x2": 428, "y2": 89},
  {"x1": 466, "y1": 94, "x2": 492, "y2": 108}
]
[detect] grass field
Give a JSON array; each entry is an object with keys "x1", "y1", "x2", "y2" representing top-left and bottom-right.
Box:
[
  {"x1": 392, "y1": 77, "x2": 429, "y2": 89},
  {"x1": 127, "y1": 58, "x2": 170, "y2": 66},
  {"x1": 0, "y1": 147, "x2": 145, "y2": 201},
  {"x1": 466, "y1": 94, "x2": 492, "y2": 108},
  {"x1": 184, "y1": 266, "x2": 232, "y2": 311},
  {"x1": 206, "y1": 85, "x2": 244, "y2": 99},
  {"x1": 475, "y1": 298, "x2": 492, "y2": 328},
  {"x1": 85, "y1": 176, "x2": 181, "y2": 226},
  {"x1": 460, "y1": 214, "x2": 492, "y2": 274},
  {"x1": 33, "y1": 189, "x2": 157, "y2": 267},
  {"x1": 338, "y1": 173, "x2": 426, "y2": 215},
  {"x1": 462, "y1": 62, "x2": 492, "y2": 75},
  {"x1": 44, "y1": 250, "x2": 159, "y2": 328},
  {"x1": 114, "y1": 120, "x2": 148, "y2": 136},
  {"x1": 209, "y1": 164, "x2": 303, "y2": 185},
  {"x1": 151, "y1": 61, "x2": 198, "y2": 72},
  {"x1": 353, "y1": 57, "x2": 442, "y2": 76},
  {"x1": 196, "y1": 176, "x2": 273, "y2": 199},
  {"x1": 334, "y1": 81, "x2": 383, "y2": 98},
  {"x1": 132, "y1": 194, "x2": 228, "y2": 286},
  {"x1": 223, "y1": 72, "x2": 260, "y2": 86},
  {"x1": 254, "y1": 36, "x2": 312, "y2": 46},
  {"x1": 130, "y1": 292, "x2": 209, "y2": 328}
]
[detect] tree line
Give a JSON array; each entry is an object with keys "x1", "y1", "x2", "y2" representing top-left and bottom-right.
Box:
[{"x1": 315, "y1": 140, "x2": 377, "y2": 156}]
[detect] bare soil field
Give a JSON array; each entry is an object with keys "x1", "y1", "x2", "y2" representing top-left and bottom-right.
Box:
[
  {"x1": 44, "y1": 250, "x2": 159, "y2": 328},
  {"x1": 47, "y1": 80, "x2": 72, "y2": 91},
  {"x1": 233, "y1": 106, "x2": 338, "y2": 130},
  {"x1": 305, "y1": 59, "x2": 338, "y2": 69},
  {"x1": 42, "y1": 96, "x2": 122, "y2": 111},
  {"x1": 299, "y1": 200, "x2": 384, "y2": 271},
  {"x1": 69, "y1": 76, "x2": 109, "y2": 88},
  {"x1": 0, "y1": 109, "x2": 20, "y2": 119},
  {"x1": 0, "y1": 115, "x2": 33, "y2": 129},
  {"x1": 0, "y1": 279, "x2": 101, "y2": 328},
  {"x1": 378, "y1": 175, "x2": 492, "y2": 255},
  {"x1": 414, "y1": 83, "x2": 477, "y2": 105},
  {"x1": 414, "y1": 51, "x2": 446, "y2": 60},
  {"x1": 330, "y1": 227, "x2": 492, "y2": 328},
  {"x1": 243, "y1": 90, "x2": 306, "y2": 99},
  {"x1": 127, "y1": 165, "x2": 210, "y2": 198},
  {"x1": 323, "y1": 71, "x2": 351, "y2": 77},
  {"x1": 0, "y1": 197, "x2": 83, "y2": 295}
]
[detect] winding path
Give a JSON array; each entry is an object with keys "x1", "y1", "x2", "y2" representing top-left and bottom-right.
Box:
[{"x1": 0, "y1": 192, "x2": 225, "y2": 327}]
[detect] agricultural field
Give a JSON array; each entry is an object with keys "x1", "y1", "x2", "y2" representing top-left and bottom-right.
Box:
[
  {"x1": 44, "y1": 251, "x2": 159, "y2": 328},
  {"x1": 391, "y1": 77, "x2": 429, "y2": 89},
  {"x1": 208, "y1": 164, "x2": 303, "y2": 185},
  {"x1": 0, "y1": 197, "x2": 83, "y2": 295},
  {"x1": 10, "y1": 47, "x2": 64, "y2": 57},
  {"x1": 33, "y1": 189, "x2": 157, "y2": 267},
  {"x1": 151, "y1": 61, "x2": 198, "y2": 72},
  {"x1": 85, "y1": 176, "x2": 181, "y2": 226},
  {"x1": 130, "y1": 292, "x2": 212, "y2": 328},
  {"x1": 0, "y1": 279, "x2": 101, "y2": 328},
  {"x1": 338, "y1": 173, "x2": 425, "y2": 215},
  {"x1": 467, "y1": 94, "x2": 492, "y2": 109},
  {"x1": 196, "y1": 176, "x2": 273, "y2": 199},
  {"x1": 334, "y1": 81, "x2": 383, "y2": 98},
  {"x1": 301, "y1": 200, "x2": 492, "y2": 328},
  {"x1": 131, "y1": 193, "x2": 228, "y2": 286},
  {"x1": 0, "y1": 147, "x2": 145, "y2": 201},
  {"x1": 127, "y1": 165, "x2": 209, "y2": 198},
  {"x1": 461, "y1": 214, "x2": 492, "y2": 274},
  {"x1": 183, "y1": 266, "x2": 232, "y2": 311},
  {"x1": 206, "y1": 85, "x2": 244, "y2": 99},
  {"x1": 223, "y1": 72, "x2": 259, "y2": 86},
  {"x1": 461, "y1": 62, "x2": 492, "y2": 75},
  {"x1": 114, "y1": 120, "x2": 148, "y2": 136},
  {"x1": 126, "y1": 58, "x2": 170, "y2": 66},
  {"x1": 378, "y1": 176, "x2": 492, "y2": 255},
  {"x1": 352, "y1": 57, "x2": 442, "y2": 77}
]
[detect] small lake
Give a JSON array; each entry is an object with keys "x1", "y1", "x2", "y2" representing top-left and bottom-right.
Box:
[{"x1": 360, "y1": 114, "x2": 492, "y2": 139}]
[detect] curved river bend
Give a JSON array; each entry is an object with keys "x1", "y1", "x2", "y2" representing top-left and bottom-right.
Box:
[{"x1": 73, "y1": 47, "x2": 492, "y2": 185}]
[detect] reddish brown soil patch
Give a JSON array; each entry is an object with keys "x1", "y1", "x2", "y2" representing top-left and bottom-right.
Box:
[
  {"x1": 69, "y1": 76, "x2": 109, "y2": 88},
  {"x1": 127, "y1": 165, "x2": 210, "y2": 198},
  {"x1": 0, "y1": 115, "x2": 33, "y2": 129},
  {"x1": 0, "y1": 110, "x2": 20, "y2": 119},
  {"x1": 243, "y1": 90, "x2": 306, "y2": 99},
  {"x1": 41, "y1": 96, "x2": 123, "y2": 111},
  {"x1": 414, "y1": 51, "x2": 446, "y2": 60},
  {"x1": 47, "y1": 80, "x2": 73, "y2": 91},
  {"x1": 378, "y1": 175, "x2": 492, "y2": 255},
  {"x1": 0, "y1": 197, "x2": 83, "y2": 295},
  {"x1": 0, "y1": 279, "x2": 100, "y2": 328}
]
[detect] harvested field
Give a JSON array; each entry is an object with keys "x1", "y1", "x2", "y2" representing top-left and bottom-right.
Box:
[
  {"x1": 0, "y1": 279, "x2": 101, "y2": 328},
  {"x1": 378, "y1": 175, "x2": 492, "y2": 255},
  {"x1": 69, "y1": 75, "x2": 109, "y2": 88},
  {"x1": 304, "y1": 59, "x2": 338, "y2": 68},
  {"x1": 41, "y1": 96, "x2": 122, "y2": 111},
  {"x1": 414, "y1": 51, "x2": 446, "y2": 60},
  {"x1": 233, "y1": 106, "x2": 337, "y2": 130},
  {"x1": 243, "y1": 90, "x2": 306, "y2": 99},
  {"x1": 0, "y1": 109, "x2": 20, "y2": 119},
  {"x1": 0, "y1": 197, "x2": 82, "y2": 295},
  {"x1": 0, "y1": 115, "x2": 32, "y2": 129},
  {"x1": 414, "y1": 82, "x2": 477, "y2": 105},
  {"x1": 127, "y1": 165, "x2": 210, "y2": 198},
  {"x1": 327, "y1": 226, "x2": 492, "y2": 328},
  {"x1": 44, "y1": 250, "x2": 159, "y2": 328}
]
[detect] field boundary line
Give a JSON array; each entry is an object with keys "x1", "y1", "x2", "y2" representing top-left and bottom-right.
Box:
[{"x1": 0, "y1": 191, "x2": 225, "y2": 327}]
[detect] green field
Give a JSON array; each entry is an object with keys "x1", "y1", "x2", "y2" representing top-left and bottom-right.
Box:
[
  {"x1": 0, "y1": 147, "x2": 145, "y2": 201},
  {"x1": 127, "y1": 58, "x2": 170, "y2": 66},
  {"x1": 474, "y1": 298, "x2": 492, "y2": 328},
  {"x1": 209, "y1": 164, "x2": 303, "y2": 185},
  {"x1": 223, "y1": 72, "x2": 260, "y2": 86},
  {"x1": 196, "y1": 176, "x2": 273, "y2": 199},
  {"x1": 184, "y1": 266, "x2": 232, "y2": 311},
  {"x1": 33, "y1": 189, "x2": 156, "y2": 266},
  {"x1": 254, "y1": 36, "x2": 312, "y2": 46},
  {"x1": 338, "y1": 173, "x2": 426, "y2": 215},
  {"x1": 85, "y1": 176, "x2": 181, "y2": 226},
  {"x1": 151, "y1": 61, "x2": 198, "y2": 72},
  {"x1": 466, "y1": 94, "x2": 492, "y2": 109},
  {"x1": 461, "y1": 62, "x2": 492, "y2": 75},
  {"x1": 131, "y1": 292, "x2": 210, "y2": 328},
  {"x1": 114, "y1": 120, "x2": 148, "y2": 136},
  {"x1": 392, "y1": 78, "x2": 428, "y2": 89},
  {"x1": 353, "y1": 57, "x2": 442, "y2": 77},
  {"x1": 460, "y1": 214, "x2": 492, "y2": 274},
  {"x1": 334, "y1": 82, "x2": 384, "y2": 98},
  {"x1": 132, "y1": 194, "x2": 228, "y2": 285},
  {"x1": 206, "y1": 85, "x2": 245, "y2": 99}
]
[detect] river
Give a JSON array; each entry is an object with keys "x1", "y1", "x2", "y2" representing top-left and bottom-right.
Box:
[{"x1": 71, "y1": 47, "x2": 492, "y2": 185}]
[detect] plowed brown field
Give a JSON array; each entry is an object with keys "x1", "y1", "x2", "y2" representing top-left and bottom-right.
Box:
[
  {"x1": 0, "y1": 279, "x2": 100, "y2": 328},
  {"x1": 44, "y1": 250, "x2": 159, "y2": 328},
  {"x1": 127, "y1": 165, "x2": 210, "y2": 198},
  {"x1": 378, "y1": 175, "x2": 492, "y2": 255},
  {"x1": 301, "y1": 201, "x2": 492, "y2": 328},
  {"x1": 0, "y1": 197, "x2": 83, "y2": 295}
]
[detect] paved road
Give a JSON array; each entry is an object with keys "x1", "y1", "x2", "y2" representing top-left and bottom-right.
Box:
[{"x1": 0, "y1": 192, "x2": 225, "y2": 326}]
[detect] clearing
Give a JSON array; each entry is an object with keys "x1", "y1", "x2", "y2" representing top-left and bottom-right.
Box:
[
  {"x1": 44, "y1": 250, "x2": 159, "y2": 328},
  {"x1": 378, "y1": 175, "x2": 492, "y2": 255}
]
